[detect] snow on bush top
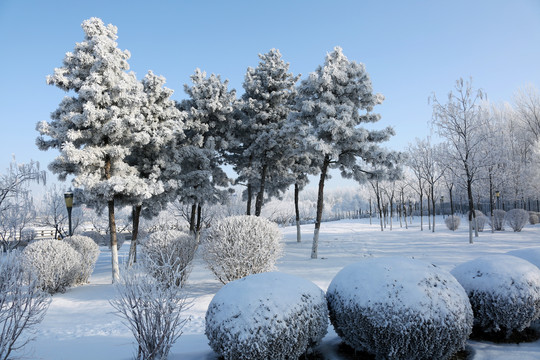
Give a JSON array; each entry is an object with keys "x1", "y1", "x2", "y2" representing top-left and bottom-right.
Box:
[
  {"x1": 507, "y1": 247, "x2": 540, "y2": 269},
  {"x1": 209, "y1": 271, "x2": 325, "y2": 327},
  {"x1": 328, "y1": 256, "x2": 470, "y2": 323},
  {"x1": 451, "y1": 254, "x2": 540, "y2": 296}
]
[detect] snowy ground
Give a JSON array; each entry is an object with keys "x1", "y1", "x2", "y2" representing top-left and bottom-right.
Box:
[{"x1": 12, "y1": 216, "x2": 540, "y2": 359}]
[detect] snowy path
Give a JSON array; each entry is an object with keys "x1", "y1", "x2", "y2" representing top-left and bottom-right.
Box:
[{"x1": 13, "y1": 217, "x2": 540, "y2": 359}]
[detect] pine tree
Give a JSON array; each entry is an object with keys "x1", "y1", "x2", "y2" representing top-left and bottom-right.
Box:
[
  {"x1": 177, "y1": 69, "x2": 237, "y2": 236},
  {"x1": 239, "y1": 49, "x2": 300, "y2": 216},
  {"x1": 36, "y1": 18, "x2": 149, "y2": 282},
  {"x1": 125, "y1": 70, "x2": 185, "y2": 265},
  {"x1": 293, "y1": 47, "x2": 399, "y2": 259}
]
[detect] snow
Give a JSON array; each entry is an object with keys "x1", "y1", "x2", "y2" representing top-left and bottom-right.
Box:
[{"x1": 11, "y1": 216, "x2": 540, "y2": 359}]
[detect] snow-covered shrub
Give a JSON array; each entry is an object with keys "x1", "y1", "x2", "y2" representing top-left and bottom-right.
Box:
[
  {"x1": 205, "y1": 272, "x2": 328, "y2": 360},
  {"x1": 529, "y1": 212, "x2": 539, "y2": 225},
  {"x1": 140, "y1": 230, "x2": 197, "y2": 287},
  {"x1": 469, "y1": 210, "x2": 486, "y2": 231},
  {"x1": 111, "y1": 262, "x2": 190, "y2": 360},
  {"x1": 507, "y1": 247, "x2": 540, "y2": 270},
  {"x1": 0, "y1": 251, "x2": 50, "y2": 360},
  {"x1": 327, "y1": 257, "x2": 472, "y2": 360},
  {"x1": 22, "y1": 239, "x2": 82, "y2": 294},
  {"x1": 445, "y1": 215, "x2": 461, "y2": 230},
  {"x1": 505, "y1": 208, "x2": 529, "y2": 232},
  {"x1": 65, "y1": 235, "x2": 100, "y2": 284},
  {"x1": 492, "y1": 209, "x2": 506, "y2": 231},
  {"x1": 202, "y1": 215, "x2": 283, "y2": 284},
  {"x1": 451, "y1": 255, "x2": 540, "y2": 336}
]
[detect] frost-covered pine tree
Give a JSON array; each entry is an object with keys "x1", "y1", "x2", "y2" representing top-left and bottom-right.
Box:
[
  {"x1": 238, "y1": 49, "x2": 300, "y2": 216},
  {"x1": 293, "y1": 47, "x2": 399, "y2": 259},
  {"x1": 124, "y1": 71, "x2": 185, "y2": 265},
  {"x1": 176, "y1": 69, "x2": 237, "y2": 234},
  {"x1": 36, "y1": 18, "x2": 151, "y2": 282}
]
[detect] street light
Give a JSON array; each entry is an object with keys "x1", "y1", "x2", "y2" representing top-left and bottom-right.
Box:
[
  {"x1": 440, "y1": 196, "x2": 444, "y2": 219},
  {"x1": 64, "y1": 192, "x2": 74, "y2": 237},
  {"x1": 495, "y1": 190, "x2": 500, "y2": 210}
]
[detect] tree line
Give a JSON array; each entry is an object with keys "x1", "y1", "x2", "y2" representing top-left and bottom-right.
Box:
[{"x1": 35, "y1": 18, "x2": 399, "y2": 281}]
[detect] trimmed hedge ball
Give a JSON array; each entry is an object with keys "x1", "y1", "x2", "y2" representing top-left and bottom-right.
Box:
[
  {"x1": 205, "y1": 272, "x2": 328, "y2": 360},
  {"x1": 22, "y1": 239, "x2": 83, "y2": 294},
  {"x1": 451, "y1": 255, "x2": 540, "y2": 335},
  {"x1": 327, "y1": 257, "x2": 473, "y2": 360},
  {"x1": 65, "y1": 235, "x2": 100, "y2": 284},
  {"x1": 202, "y1": 215, "x2": 283, "y2": 284}
]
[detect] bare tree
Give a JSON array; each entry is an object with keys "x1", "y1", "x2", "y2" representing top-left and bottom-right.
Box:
[{"x1": 431, "y1": 78, "x2": 487, "y2": 243}]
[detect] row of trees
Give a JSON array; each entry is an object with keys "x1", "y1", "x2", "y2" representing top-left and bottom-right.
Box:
[
  {"x1": 36, "y1": 17, "x2": 399, "y2": 282},
  {"x1": 404, "y1": 79, "x2": 540, "y2": 242}
]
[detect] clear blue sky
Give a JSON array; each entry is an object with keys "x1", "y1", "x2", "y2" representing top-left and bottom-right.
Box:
[{"x1": 1, "y1": 0, "x2": 539, "y2": 188}]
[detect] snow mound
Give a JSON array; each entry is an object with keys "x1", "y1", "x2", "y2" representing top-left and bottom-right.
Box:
[
  {"x1": 507, "y1": 247, "x2": 540, "y2": 270},
  {"x1": 452, "y1": 255, "x2": 540, "y2": 334},
  {"x1": 205, "y1": 272, "x2": 328, "y2": 360},
  {"x1": 327, "y1": 256, "x2": 473, "y2": 360}
]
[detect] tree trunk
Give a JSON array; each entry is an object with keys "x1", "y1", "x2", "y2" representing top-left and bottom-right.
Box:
[
  {"x1": 431, "y1": 185, "x2": 435, "y2": 233},
  {"x1": 128, "y1": 205, "x2": 141, "y2": 267},
  {"x1": 189, "y1": 202, "x2": 197, "y2": 234},
  {"x1": 420, "y1": 192, "x2": 424, "y2": 231},
  {"x1": 489, "y1": 172, "x2": 494, "y2": 233},
  {"x1": 467, "y1": 177, "x2": 476, "y2": 244},
  {"x1": 295, "y1": 182, "x2": 301, "y2": 243},
  {"x1": 369, "y1": 198, "x2": 372, "y2": 225},
  {"x1": 427, "y1": 194, "x2": 431, "y2": 231},
  {"x1": 255, "y1": 163, "x2": 268, "y2": 217},
  {"x1": 105, "y1": 156, "x2": 119, "y2": 283},
  {"x1": 312, "y1": 155, "x2": 330, "y2": 259},
  {"x1": 196, "y1": 203, "x2": 202, "y2": 242},
  {"x1": 108, "y1": 200, "x2": 119, "y2": 283},
  {"x1": 246, "y1": 183, "x2": 252, "y2": 215}
]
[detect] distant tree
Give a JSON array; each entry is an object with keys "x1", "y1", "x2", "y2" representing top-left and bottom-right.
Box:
[
  {"x1": 37, "y1": 18, "x2": 150, "y2": 282},
  {"x1": 0, "y1": 158, "x2": 45, "y2": 252},
  {"x1": 293, "y1": 47, "x2": 399, "y2": 258},
  {"x1": 238, "y1": 49, "x2": 300, "y2": 216},
  {"x1": 431, "y1": 78, "x2": 487, "y2": 244}
]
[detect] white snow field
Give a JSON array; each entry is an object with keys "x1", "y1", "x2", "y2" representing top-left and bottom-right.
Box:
[{"x1": 12, "y1": 216, "x2": 540, "y2": 359}]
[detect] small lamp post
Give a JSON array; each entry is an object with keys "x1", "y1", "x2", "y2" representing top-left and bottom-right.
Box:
[
  {"x1": 495, "y1": 190, "x2": 500, "y2": 210},
  {"x1": 64, "y1": 192, "x2": 74, "y2": 237},
  {"x1": 440, "y1": 196, "x2": 444, "y2": 219}
]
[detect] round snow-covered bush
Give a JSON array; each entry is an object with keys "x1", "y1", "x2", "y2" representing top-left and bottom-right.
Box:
[
  {"x1": 327, "y1": 257, "x2": 472, "y2": 360},
  {"x1": 22, "y1": 239, "x2": 83, "y2": 293},
  {"x1": 65, "y1": 235, "x2": 100, "y2": 284},
  {"x1": 140, "y1": 230, "x2": 197, "y2": 287},
  {"x1": 492, "y1": 209, "x2": 506, "y2": 231},
  {"x1": 445, "y1": 215, "x2": 461, "y2": 230},
  {"x1": 469, "y1": 210, "x2": 486, "y2": 231},
  {"x1": 205, "y1": 272, "x2": 328, "y2": 360},
  {"x1": 202, "y1": 215, "x2": 283, "y2": 284},
  {"x1": 451, "y1": 255, "x2": 540, "y2": 335},
  {"x1": 505, "y1": 208, "x2": 529, "y2": 232},
  {"x1": 529, "y1": 212, "x2": 539, "y2": 225},
  {"x1": 507, "y1": 247, "x2": 540, "y2": 270}
]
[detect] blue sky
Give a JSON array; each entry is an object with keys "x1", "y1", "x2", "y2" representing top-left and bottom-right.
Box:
[{"x1": 1, "y1": 0, "x2": 539, "y2": 188}]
